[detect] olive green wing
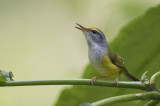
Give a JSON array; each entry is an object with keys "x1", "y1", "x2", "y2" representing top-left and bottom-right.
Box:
[
  {"x1": 107, "y1": 49, "x2": 139, "y2": 81},
  {"x1": 107, "y1": 49, "x2": 128, "y2": 73}
]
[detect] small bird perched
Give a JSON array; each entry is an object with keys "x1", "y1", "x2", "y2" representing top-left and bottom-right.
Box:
[{"x1": 75, "y1": 23, "x2": 139, "y2": 85}]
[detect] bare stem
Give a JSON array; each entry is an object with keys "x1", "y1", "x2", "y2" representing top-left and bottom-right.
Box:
[
  {"x1": 144, "y1": 100, "x2": 160, "y2": 106},
  {"x1": 0, "y1": 79, "x2": 147, "y2": 90},
  {"x1": 92, "y1": 91, "x2": 160, "y2": 106},
  {"x1": 150, "y1": 71, "x2": 160, "y2": 91},
  {"x1": 150, "y1": 71, "x2": 160, "y2": 84}
]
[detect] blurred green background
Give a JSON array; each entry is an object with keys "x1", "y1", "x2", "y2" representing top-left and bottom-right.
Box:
[{"x1": 0, "y1": 0, "x2": 160, "y2": 106}]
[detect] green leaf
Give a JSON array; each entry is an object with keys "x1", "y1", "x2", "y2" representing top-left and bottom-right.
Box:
[
  {"x1": 54, "y1": 5, "x2": 160, "y2": 106},
  {"x1": 0, "y1": 70, "x2": 14, "y2": 83},
  {"x1": 79, "y1": 103, "x2": 93, "y2": 106}
]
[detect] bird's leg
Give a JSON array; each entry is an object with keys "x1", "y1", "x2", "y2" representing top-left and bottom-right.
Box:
[
  {"x1": 114, "y1": 72, "x2": 121, "y2": 86},
  {"x1": 91, "y1": 76, "x2": 108, "y2": 85}
]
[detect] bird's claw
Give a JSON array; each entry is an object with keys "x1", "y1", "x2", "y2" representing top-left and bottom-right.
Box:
[
  {"x1": 91, "y1": 76, "x2": 97, "y2": 85},
  {"x1": 114, "y1": 77, "x2": 119, "y2": 86}
]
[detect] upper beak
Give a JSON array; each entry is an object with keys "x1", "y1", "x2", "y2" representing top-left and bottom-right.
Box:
[{"x1": 75, "y1": 23, "x2": 89, "y2": 32}]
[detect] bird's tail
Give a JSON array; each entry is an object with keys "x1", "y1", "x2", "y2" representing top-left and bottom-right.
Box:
[{"x1": 125, "y1": 72, "x2": 140, "y2": 81}]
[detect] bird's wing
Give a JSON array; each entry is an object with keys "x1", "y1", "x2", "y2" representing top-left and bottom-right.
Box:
[
  {"x1": 107, "y1": 49, "x2": 139, "y2": 81},
  {"x1": 108, "y1": 49, "x2": 128, "y2": 73}
]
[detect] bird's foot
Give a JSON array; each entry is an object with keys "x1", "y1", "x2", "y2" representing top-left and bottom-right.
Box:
[
  {"x1": 91, "y1": 76, "x2": 97, "y2": 85},
  {"x1": 91, "y1": 76, "x2": 108, "y2": 85},
  {"x1": 114, "y1": 77, "x2": 119, "y2": 86},
  {"x1": 114, "y1": 72, "x2": 121, "y2": 87}
]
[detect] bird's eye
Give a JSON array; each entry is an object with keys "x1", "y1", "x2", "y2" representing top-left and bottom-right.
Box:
[
  {"x1": 91, "y1": 30, "x2": 97, "y2": 34},
  {"x1": 98, "y1": 34, "x2": 103, "y2": 39}
]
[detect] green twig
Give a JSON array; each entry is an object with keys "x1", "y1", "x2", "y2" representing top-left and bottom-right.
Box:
[
  {"x1": 150, "y1": 71, "x2": 160, "y2": 91},
  {"x1": 150, "y1": 71, "x2": 160, "y2": 84},
  {"x1": 0, "y1": 79, "x2": 146, "y2": 90},
  {"x1": 92, "y1": 91, "x2": 160, "y2": 106},
  {"x1": 144, "y1": 100, "x2": 160, "y2": 106}
]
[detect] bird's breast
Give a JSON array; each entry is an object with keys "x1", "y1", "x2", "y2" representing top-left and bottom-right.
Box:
[
  {"x1": 88, "y1": 46, "x2": 121, "y2": 76},
  {"x1": 88, "y1": 46, "x2": 107, "y2": 74}
]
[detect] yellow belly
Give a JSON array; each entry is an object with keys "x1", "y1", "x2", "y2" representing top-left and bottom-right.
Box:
[{"x1": 97, "y1": 56, "x2": 122, "y2": 77}]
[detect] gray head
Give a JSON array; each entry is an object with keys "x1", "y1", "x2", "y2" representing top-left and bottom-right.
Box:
[{"x1": 75, "y1": 23, "x2": 108, "y2": 49}]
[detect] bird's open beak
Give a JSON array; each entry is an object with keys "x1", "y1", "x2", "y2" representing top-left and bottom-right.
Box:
[{"x1": 75, "y1": 23, "x2": 89, "y2": 32}]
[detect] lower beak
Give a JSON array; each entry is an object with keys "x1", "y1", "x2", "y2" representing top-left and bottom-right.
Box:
[{"x1": 75, "y1": 23, "x2": 89, "y2": 32}]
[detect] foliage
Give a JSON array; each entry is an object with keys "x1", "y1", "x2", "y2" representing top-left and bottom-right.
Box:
[
  {"x1": 0, "y1": 70, "x2": 14, "y2": 83},
  {"x1": 54, "y1": 5, "x2": 160, "y2": 106}
]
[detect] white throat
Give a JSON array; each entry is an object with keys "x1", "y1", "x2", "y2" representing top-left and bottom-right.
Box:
[
  {"x1": 88, "y1": 44, "x2": 107, "y2": 66},
  {"x1": 88, "y1": 44, "x2": 108, "y2": 74}
]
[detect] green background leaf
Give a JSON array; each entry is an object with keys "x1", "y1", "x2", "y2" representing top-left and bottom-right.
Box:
[{"x1": 54, "y1": 5, "x2": 160, "y2": 106}]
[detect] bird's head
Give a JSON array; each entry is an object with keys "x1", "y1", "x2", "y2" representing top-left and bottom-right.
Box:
[{"x1": 75, "y1": 23, "x2": 108, "y2": 48}]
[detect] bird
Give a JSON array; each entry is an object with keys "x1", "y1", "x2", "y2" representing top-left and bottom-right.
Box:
[{"x1": 75, "y1": 23, "x2": 139, "y2": 85}]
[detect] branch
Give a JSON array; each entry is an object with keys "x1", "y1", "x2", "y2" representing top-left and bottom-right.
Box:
[
  {"x1": 91, "y1": 91, "x2": 160, "y2": 106},
  {"x1": 150, "y1": 71, "x2": 160, "y2": 84},
  {"x1": 144, "y1": 100, "x2": 160, "y2": 106},
  {"x1": 150, "y1": 71, "x2": 160, "y2": 91},
  {"x1": 0, "y1": 79, "x2": 147, "y2": 90}
]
